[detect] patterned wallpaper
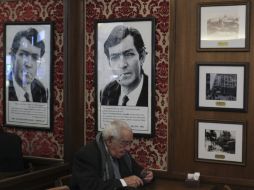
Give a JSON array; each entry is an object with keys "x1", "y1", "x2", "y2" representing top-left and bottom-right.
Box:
[
  {"x1": 85, "y1": 0, "x2": 170, "y2": 170},
  {"x1": 0, "y1": 0, "x2": 64, "y2": 159},
  {"x1": 0, "y1": 0, "x2": 169, "y2": 167}
]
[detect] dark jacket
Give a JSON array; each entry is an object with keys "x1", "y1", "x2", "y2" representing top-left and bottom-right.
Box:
[
  {"x1": 71, "y1": 134, "x2": 143, "y2": 190},
  {"x1": 100, "y1": 74, "x2": 148, "y2": 107},
  {"x1": 8, "y1": 72, "x2": 48, "y2": 103},
  {"x1": 0, "y1": 132, "x2": 24, "y2": 172}
]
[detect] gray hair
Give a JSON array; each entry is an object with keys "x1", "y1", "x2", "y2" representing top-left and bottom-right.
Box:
[{"x1": 102, "y1": 120, "x2": 132, "y2": 141}]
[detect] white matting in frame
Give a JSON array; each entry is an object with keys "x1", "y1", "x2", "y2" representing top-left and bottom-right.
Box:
[
  {"x1": 195, "y1": 120, "x2": 246, "y2": 165},
  {"x1": 196, "y1": 63, "x2": 248, "y2": 112},
  {"x1": 198, "y1": 2, "x2": 250, "y2": 51}
]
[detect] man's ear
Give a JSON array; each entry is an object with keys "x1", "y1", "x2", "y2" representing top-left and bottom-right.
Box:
[
  {"x1": 139, "y1": 51, "x2": 146, "y2": 66},
  {"x1": 106, "y1": 136, "x2": 113, "y2": 146}
]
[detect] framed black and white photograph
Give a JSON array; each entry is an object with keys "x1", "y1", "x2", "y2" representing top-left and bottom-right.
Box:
[
  {"x1": 197, "y1": 2, "x2": 250, "y2": 51},
  {"x1": 196, "y1": 63, "x2": 248, "y2": 112},
  {"x1": 4, "y1": 22, "x2": 53, "y2": 130},
  {"x1": 95, "y1": 18, "x2": 155, "y2": 136},
  {"x1": 195, "y1": 120, "x2": 246, "y2": 165}
]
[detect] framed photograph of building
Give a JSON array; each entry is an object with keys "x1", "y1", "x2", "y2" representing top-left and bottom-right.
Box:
[
  {"x1": 197, "y1": 1, "x2": 250, "y2": 51},
  {"x1": 3, "y1": 22, "x2": 53, "y2": 130},
  {"x1": 196, "y1": 63, "x2": 248, "y2": 112},
  {"x1": 195, "y1": 120, "x2": 246, "y2": 165},
  {"x1": 95, "y1": 17, "x2": 156, "y2": 136}
]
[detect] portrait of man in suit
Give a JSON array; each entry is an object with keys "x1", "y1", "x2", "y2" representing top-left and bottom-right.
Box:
[
  {"x1": 7, "y1": 27, "x2": 48, "y2": 103},
  {"x1": 100, "y1": 25, "x2": 148, "y2": 107}
]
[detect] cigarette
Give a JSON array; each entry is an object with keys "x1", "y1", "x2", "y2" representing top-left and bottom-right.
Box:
[{"x1": 117, "y1": 74, "x2": 124, "y2": 82}]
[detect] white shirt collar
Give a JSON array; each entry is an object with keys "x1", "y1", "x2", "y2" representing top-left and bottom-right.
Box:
[{"x1": 118, "y1": 74, "x2": 144, "y2": 106}]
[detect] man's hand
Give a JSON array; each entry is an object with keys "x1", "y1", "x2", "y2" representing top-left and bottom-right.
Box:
[
  {"x1": 142, "y1": 170, "x2": 153, "y2": 183},
  {"x1": 123, "y1": 175, "x2": 144, "y2": 188}
]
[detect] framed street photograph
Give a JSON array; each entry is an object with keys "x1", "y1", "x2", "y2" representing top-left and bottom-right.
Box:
[
  {"x1": 197, "y1": 1, "x2": 250, "y2": 51},
  {"x1": 95, "y1": 17, "x2": 156, "y2": 136},
  {"x1": 196, "y1": 63, "x2": 248, "y2": 112},
  {"x1": 195, "y1": 120, "x2": 246, "y2": 165},
  {"x1": 3, "y1": 22, "x2": 53, "y2": 130}
]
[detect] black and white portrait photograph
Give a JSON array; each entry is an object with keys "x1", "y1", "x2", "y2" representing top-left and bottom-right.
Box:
[
  {"x1": 95, "y1": 18, "x2": 155, "y2": 136},
  {"x1": 4, "y1": 22, "x2": 53, "y2": 130},
  {"x1": 195, "y1": 120, "x2": 245, "y2": 165},
  {"x1": 196, "y1": 63, "x2": 248, "y2": 112}
]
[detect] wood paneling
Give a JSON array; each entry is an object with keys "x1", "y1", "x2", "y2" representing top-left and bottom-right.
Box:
[
  {"x1": 64, "y1": 0, "x2": 85, "y2": 163},
  {"x1": 169, "y1": 0, "x2": 254, "y2": 187},
  {"x1": 0, "y1": 158, "x2": 70, "y2": 190}
]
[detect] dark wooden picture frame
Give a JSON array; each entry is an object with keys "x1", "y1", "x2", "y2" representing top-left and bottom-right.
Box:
[
  {"x1": 3, "y1": 22, "x2": 54, "y2": 130},
  {"x1": 95, "y1": 17, "x2": 156, "y2": 137},
  {"x1": 197, "y1": 1, "x2": 250, "y2": 51},
  {"x1": 195, "y1": 119, "x2": 246, "y2": 165},
  {"x1": 196, "y1": 62, "x2": 248, "y2": 112}
]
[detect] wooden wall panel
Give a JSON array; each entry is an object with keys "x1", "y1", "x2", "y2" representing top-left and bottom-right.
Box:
[
  {"x1": 64, "y1": 0, "x2": 84, "y2": 163},
  {"x1": 169, "y1": 0, "x2": 254, "y2": 187}
]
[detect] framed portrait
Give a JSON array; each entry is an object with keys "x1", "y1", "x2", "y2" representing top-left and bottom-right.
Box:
[
  {"x1": 195, "y1": 120, "x2": 246, "y2": 165},
  {"x1": 196, "y1": 63, "x2": 248, "y2": 112},
  {"x1": 197, "y1": 1, "x2": 250, "y2": 51},
  {"x1": 95, "y1": 17, "x2": 156, "y2": 136},
  {"x1": 3, "y1": 22, "x2": 53, "y2": 130}
]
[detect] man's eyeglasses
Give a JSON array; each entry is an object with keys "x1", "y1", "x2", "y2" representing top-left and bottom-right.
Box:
[{"x1": 115, "y1": 139, "x2": 132, "y2": 147}]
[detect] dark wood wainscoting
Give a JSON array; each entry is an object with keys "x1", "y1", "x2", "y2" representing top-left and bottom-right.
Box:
[{"x1": 0, "y1": 157, "x2": 70, "y2": 190}]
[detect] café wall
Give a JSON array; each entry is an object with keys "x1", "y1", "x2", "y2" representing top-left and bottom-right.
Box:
[
  {"x1": 85, "y1": 0, "x2": 170, "y2": 170},
  {"x1": 0, "y1": 0, "x2": 65, "y2": 159},
  {"x1": 0, "y1": 0, "x2": 170, "y2": 171},
  {"x1": 170, "y1": 0, "x2": 254, "y2": 186}
]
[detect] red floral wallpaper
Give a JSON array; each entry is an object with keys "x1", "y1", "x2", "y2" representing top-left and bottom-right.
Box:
[
  {"x1": 0, "y1": 0, "x2": 64, "y2": 159},
  {"x1": 0, "y1": 0, "x2": 169, "y2": 167},
  {"x1": 85, "y1": 0, "x2": 170, "y2": 170}
]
